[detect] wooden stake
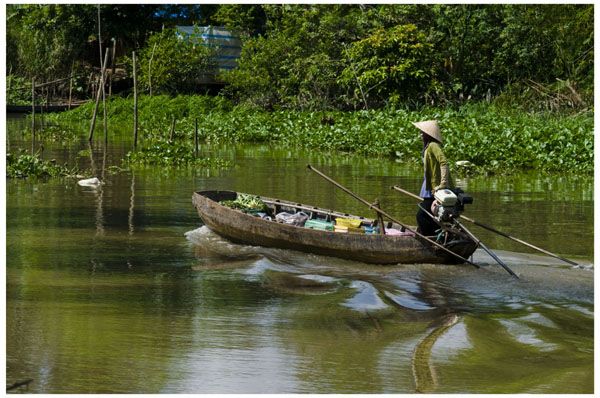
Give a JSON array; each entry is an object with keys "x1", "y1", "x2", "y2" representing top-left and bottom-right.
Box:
[
  {"x1": 7, "y1": 67, "x2": 12, "y2": 101},
  {"x1": 148, "y1": 42, "x2": 157, "y2": 96},
  {"x1": 87, "y1": 72, "x2": 94, "y2": 98},
  {"x1": 31, "y1": 77, "x2": 35, "y2": 154},
  {"x1": 194, "y1": 117, "x2": 199, "y2": 157},
  {"x1": 42, "y1": 86, "x2": 48, "y2": 128},
  {"x1": 97, "y1": 5, "x2": 103, "y2": 70},
  {"x1": 88, "y1": 47, "x2": 110, "y2": 142},
  {"x1": 132, "y1": 51, "x2": 138, "y2": 148},
  {"x1": 102, "y1": 49, "x2": 108, "y2": 144},
  {"x1": 109, "y1": 38, "x2": 116, "y2": 96},
  {"x1": 169, "y1": 116, "x2": 176, "y2": 141},
  {"x1": 68, "y1": 61, "x2": 74, "y2": 110},
  {"x1": 39, "y1": 87, "x2": 44, "y2": 130}
]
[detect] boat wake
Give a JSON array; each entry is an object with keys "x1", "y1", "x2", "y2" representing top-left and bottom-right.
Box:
[
  {"x1": 183, "y1": 226, "x2": 592, "y2": 389},
  {"x1": 184, "y1": 226, "x2": 593, "y2": 311}
]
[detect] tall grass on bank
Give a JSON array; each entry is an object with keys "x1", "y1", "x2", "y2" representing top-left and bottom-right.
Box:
[{"x1": 49, "y1": 95, "x2": 594, "y2": 174}]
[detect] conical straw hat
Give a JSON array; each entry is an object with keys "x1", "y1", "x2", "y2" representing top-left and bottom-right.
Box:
[{"x1": 412, "y1": 120, "x2": 442, "y2": 143}]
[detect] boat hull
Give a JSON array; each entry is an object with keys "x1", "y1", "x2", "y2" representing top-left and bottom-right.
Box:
[{"x1": 192, "y1": 190, "x2": 477, "y2": 265}]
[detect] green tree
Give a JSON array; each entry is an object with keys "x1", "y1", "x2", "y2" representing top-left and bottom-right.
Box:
[
  {"x1": 7, "y1": 4, "x2": 96, "y2": 80},
  {"x1": 221, "y1": 5, "x2": 377, "y2": 109},
  {"x1": 339, "y1": 24, "x2": 434, "y2": 108},
  {"x1": 428, "y1": 5, "x2": 505, "y2": 102},
  {"x1": 211, "y1": 5, "x2": 268, "y2": 38},
  {"x1": 495, "y1": 5, "x2": 593, "y2": 86},
  {"x1": 131, "y1": 28, "x2": 216, "y2": 95}
]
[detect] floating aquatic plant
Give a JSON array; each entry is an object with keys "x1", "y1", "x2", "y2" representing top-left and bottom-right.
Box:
[
  {"x1": 124, "y1": 139, "x2": 231, "y2": 169},
  {"x1": 7, "y1": 151, "x2": 79, "y2": 178}
]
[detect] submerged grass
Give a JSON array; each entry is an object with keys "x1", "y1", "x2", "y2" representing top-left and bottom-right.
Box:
[{"x1": 49, "y1": 95, "x2": 594, "y2": 175}]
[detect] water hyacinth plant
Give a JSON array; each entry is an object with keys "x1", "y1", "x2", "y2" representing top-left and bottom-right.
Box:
[
  {"x1": 7, "y1": 151, "x2": 79, "y2": 178},
  {"x1": 50, "y1": 95, "x2": 593, "y2": 175},
  {"x1": 124, "y1": 138, "x2": 231, "y2": 168}
]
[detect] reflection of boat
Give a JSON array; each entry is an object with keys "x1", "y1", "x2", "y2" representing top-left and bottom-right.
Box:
[{"x1": 192, "y1": 190, "x2": 477, "y2": 265}]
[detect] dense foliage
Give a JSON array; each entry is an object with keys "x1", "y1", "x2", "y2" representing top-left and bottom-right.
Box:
[
  {"x1": 7, "y1": 4, "x2": 593, "y2": 112},
  {"x1": 50, "y1": 95, "x2": 594, "y2": 175},
  {"x1": 217, "y1": 4, "x2": 593, "y2": 111},
  {"x1": 123, "y1": 28, "x2": 216, "y2": 95},
  {"x1": 338, "y1": 24, "x2": 434, "y2": 108},
  {"x1": 6, "y1": 4, "x2": 210, "y2": 80},
  {"x1": 9, "y1": 4, "x2": 594, "y2": 178}
]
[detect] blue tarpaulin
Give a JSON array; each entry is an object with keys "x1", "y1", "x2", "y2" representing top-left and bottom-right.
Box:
[{"x1": 176, "y1": 25, "x2": 241, "y2": 72}]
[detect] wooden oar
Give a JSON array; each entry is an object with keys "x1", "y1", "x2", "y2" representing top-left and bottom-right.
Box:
[
  {"x1": 455, "y1": 220, "x2": 519, "y2": 278},
  {"x1": 417, "y1": 202, "x2": 518, "y2": 278},
  {"x1": 391, "y1": 185, "x2": 579, "y2": 267},
  {"x1": 307, "y1": 165, "x2": 480, "y2": 268}
]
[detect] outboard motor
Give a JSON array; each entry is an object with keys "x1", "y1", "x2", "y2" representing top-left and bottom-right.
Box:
[{"x1": 432, "y1": 188, "x2": 473, "y2": 223}]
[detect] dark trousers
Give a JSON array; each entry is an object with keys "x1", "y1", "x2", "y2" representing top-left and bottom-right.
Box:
[{"x1": 416, "y1": 198, "x2": 438, "y2": 236}]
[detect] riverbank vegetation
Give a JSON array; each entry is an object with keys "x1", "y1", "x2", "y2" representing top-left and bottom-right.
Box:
[
  {"x1": 49, "y1": 95, "x2": 593, "y2": 175},
  {"x1": 7, "y1": 4, "x2": 594, "y2": 177},
  {"x1": 7, "y1": 4, "x2": 593, "y2": 112}
]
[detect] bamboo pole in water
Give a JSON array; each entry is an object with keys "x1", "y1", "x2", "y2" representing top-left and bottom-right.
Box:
[
  {"x1": 128, "y1": 173, "x2": 135, "y2": 235},
  {"x1": 132, "y1": 51, "x2": 138, "y2": 148},
  {"x1": 31, "y1": 78, "x2": 35, "y2": 154},
  {"x1": 101, "y1": 142, "x2": 107, "y2": 180},
  {"x1": 88, "y1": 141, "x2": 96, "y2": 176},
  {"x1": 88, "y1": 47, "x2": 110, "y2": 142}
]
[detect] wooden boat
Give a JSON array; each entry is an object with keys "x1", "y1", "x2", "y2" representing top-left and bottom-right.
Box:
[{"x1": 192, "y1": 190, "x2": 478, "y2": 265}]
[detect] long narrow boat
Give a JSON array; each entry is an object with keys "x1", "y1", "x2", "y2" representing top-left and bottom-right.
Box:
[{"x1": 192, "y1": 190, "x2": 478, "y2": 265}]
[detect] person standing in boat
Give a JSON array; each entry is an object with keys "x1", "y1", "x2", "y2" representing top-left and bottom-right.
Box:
[{"x1": 412, "y1": 120, "x2": 454, "y2": 236}]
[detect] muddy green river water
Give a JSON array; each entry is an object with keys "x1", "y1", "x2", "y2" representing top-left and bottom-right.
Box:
[{"x1": 5, "y1": 115, "x2": 594, "y2": 393}]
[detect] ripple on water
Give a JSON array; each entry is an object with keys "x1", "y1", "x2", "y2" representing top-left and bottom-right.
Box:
[
  {"x1": 430, "y1": 319, "x2": 472, "y2": 361},
  {"x1": 498, "y1": 319, "x2": 559, "y2": 352},
  {"x1": 384, "y1": 290, "x2": 434, "y2": 311},
  {"x1": 342, "y1": 281, "x2": 388, "y2": 312}
]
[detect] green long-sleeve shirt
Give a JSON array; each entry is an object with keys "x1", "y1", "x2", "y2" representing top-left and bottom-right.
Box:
[{"x1": 423, "y1": 142, "x2": 453, "y2": 194}]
